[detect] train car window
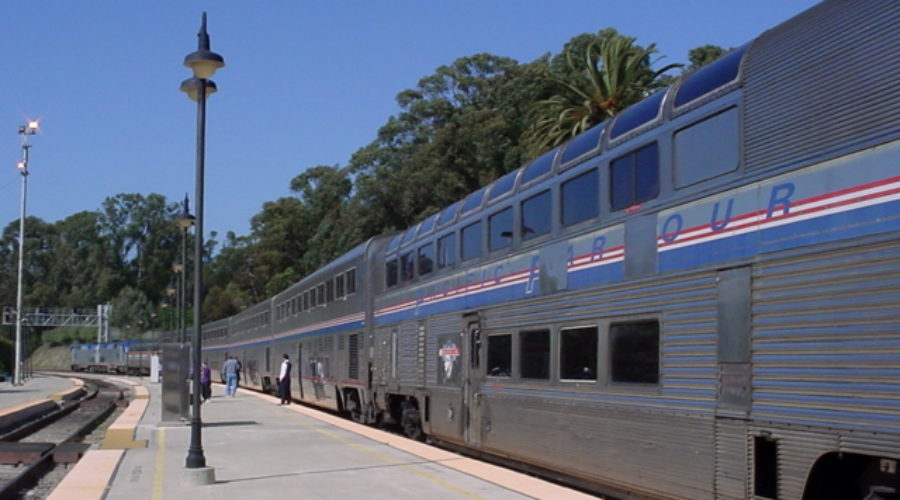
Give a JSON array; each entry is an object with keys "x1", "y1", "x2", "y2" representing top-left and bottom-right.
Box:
[
  {"x1": 520, "y1": 148, "x2": 556, "y2": 185},
  {"x1": 400, "y1": 251, "x2": 415, "y2": 283},
  {"x1": 461, "y1": 221, "x2": 483, "y2": 261},
  {"x1": 437, "y1": 232, "x2": 457, "y2": 269},
  {"x1": 521, "y1": 190, "x2": 552, "y2": 241},
  {"x1": 317, "y1": 283, "x2": 326, "y2": 306},
  {"x1": 326, "y1": 280, "x2": 335, "y2": 302},
  {"x1": 462, "y1": 187, "x2": 487, "y2": 214},
  {"x1": 488, "y1": 170, "x2": 518, "y2": 202},
  {"x1": 562, "y1": 168, "x2": 599, "y2": 227},
  {"x1": 561, "y1": 123, "x2": 605, "y2": 166},
  {"x1": 609, "y1": 90, "x2": 666, "y2": 141},
  {"x1": 385, "y1": 258, "x2": 399, "y2": 288},
  {"x1": 289, "y1": 298, "x2": 296, "y2": 316},
  {"x1": 520, "y1": 329, "x2": 550, "y2": 379},
  {"x1": 674, "y1": 44, "x2": 747, "y2": 108},
  {"x1": 610, "y1": 142, "x2": 659, "y2": 211},
  {"x1": 345, "y1": 268, "x2": 357, "y2": 295},
  {"x1": 560, "y1": 326, "x2": 597, "y2": 380},
  {"x1": 387, "y1": 234, "x2": 402, "y2": 253},
  {"x1": 674, "y1": 107, "x2": 739, "y2": 188},
  {"x1": 400, "y1": 224, "x2": 419, "y2": 247},
  {"x1": 609, "y1": 320, "x2": 659, "y2": 384},
  {"x1": 487, "y1": 334, "x2": 512, "y2": 377},
  {"x1": 419, "y1": 214, "x2": 437, "y2": 235},
  {"x1": 488, "y1": 207, "x2": 513, "y2": 252},
  {"x1": 303, "y1": 290, "x2": 310, "y2": 311},
  {"x1": 309, "y1": 287, "x2": 317, "y2": 308},
  {"x1": 335, "y1": 274, "x2": 345, "y2": 299},
  {"x1": 418, "y1": 242, "x2": 434, "y2": 276},
  {"x1": 437, "y1": 200, "x2": 462, "y2": 227}
]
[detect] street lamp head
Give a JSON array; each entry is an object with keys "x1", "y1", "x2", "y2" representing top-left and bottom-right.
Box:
[
  {"x1": 183, "y1": 13, "x2": 225, "y2": 79},
  {"x1": 18, "y1": 120, "x2": 39, "y2": 136},
  {"x1": 179, "y1": 77, "x2": 217, "y2": 102},
  {"x1": 176, "y1": 194, "x2": 196, "y2": 229},
  {"x1": 16, "y1": 161, "x2": 27, "y2": 174}
]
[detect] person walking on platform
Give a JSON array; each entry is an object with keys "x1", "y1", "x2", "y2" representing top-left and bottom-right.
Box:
[
  {"x1": 277, "y1": 354, "x2": 292, "y2": 405},
  {"x1": 222, "y1": 356, "x2": 239, "y2": 397},
  {"x1": 200, "y1": 361, "x2": 212, "y2": 402}
]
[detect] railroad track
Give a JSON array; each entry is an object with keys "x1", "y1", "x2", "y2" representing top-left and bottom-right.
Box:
[{"x1": 0, "y1": 377, "x2": 126, "y2": 499}]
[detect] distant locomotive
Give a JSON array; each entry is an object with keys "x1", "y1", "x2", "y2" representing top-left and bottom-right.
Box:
[
  {"x1": 70, "y1": 341, "x2": 157, "y2": 376},
  {"x1": 169, "y1": 1, "x2": 900, "y2": 498}
]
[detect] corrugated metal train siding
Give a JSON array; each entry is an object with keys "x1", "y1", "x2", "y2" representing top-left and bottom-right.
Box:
[
  {"x1": 752, "y1": 238, "x2": 900, "y2": 433},
  {"x1": 714, "y1": 418, "x2": 749, "y2": 500},
  {"x1": 743, "y1": 0, "x2": 900, "y2": 174}
]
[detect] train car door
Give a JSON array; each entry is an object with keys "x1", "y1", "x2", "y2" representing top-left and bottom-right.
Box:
[
  {"x1": 463, "y1": 317, "x2": 485, "y2": 446},
  {"x1": 296, "y1": 342, "x2": 304, "y2": 400}
]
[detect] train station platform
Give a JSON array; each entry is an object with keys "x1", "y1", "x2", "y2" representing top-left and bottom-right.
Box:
[
  {"x1": 77, "y1": 380, "x2": 599, "y2": 500},
  {"x1": 0, "y1": 374, "x2": 81, "y2": 416}
]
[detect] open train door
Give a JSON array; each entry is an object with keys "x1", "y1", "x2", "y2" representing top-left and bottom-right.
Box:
[{"x1": 462, "y1": 314, "x2": 485, "y2": 447}]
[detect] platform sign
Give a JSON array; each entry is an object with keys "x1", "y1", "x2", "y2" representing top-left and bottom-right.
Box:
[{"x1": 161, "y1": 343, "x2": 190, "y2": 423}]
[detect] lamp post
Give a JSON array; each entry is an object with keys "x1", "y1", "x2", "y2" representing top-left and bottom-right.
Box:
[
  {"x1": 180, "y1": 12, "x2": 224, "y2": 472},
  {"x1": 175, "y1": 194, "x2": 195, "y2": 344},
  {"x1": 14, "y1": 120, "x2": 39, "y2": 386}
]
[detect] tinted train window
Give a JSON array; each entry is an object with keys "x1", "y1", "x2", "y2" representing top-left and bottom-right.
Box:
[
  {"x1": 489, "y1": 207, "x2": 513, "y2": 252},
  {"x1": 437, "y1": 232, "x2": 457, "y2": 269},
  {"x1": 520, "y1": 329, "x2": 550, "y2": 379},
  {"x1": 326, "y1": 280, "x2": 334, "y2": 302},
  {"x1": 437, "y1": 201, "x2": 462, "y2": 227},
  {"x1": 562, "y1": 168, "x2": 599, "y2": 226},
  {"x1": 461, "y1": 221, "x2": 482, "y2": 261},
  {"x1": 610, "y1": 142, "x2": 659, "y2": 211},
  {"x1": 310, "y1": 288, "x2": 317, "y2": 308},
  {"x1": 487, "y1": 334, "x2": 512, "y2": 377},
  {"x1": 303, "y1": 290, "x2": 309, "y2": 310},
  {"x1": 610, "y1": 320, "x2": 659, "y2": 384},
  {"x1": 418, "y1": 243, "x2": 434, "y2": 276},
  {"x1": 675, "y1": 44, "x2": 748, "y2": 108},
  {"x1": 674, "y1": 108, "x2": 739, "y2": 187},
  {"x1": 521, "y1": 190, "x2": 551, "y2": 240},
  {"x1": 419, "y1": 214, "x2": 437, "y2": 235},
  {"x1": 317, "y1": 283, "x2": 326, "y2": 305},
  {"x1": 560, "y1": 326, "x2": 597, "y2": 380},
  {"x1": 609, "y1": 91, "x2": 666, "y2": 140},
  {"x1": 345, "y1": 268, "x2": 357, "y2": 295},
  {"x1": 488, "y1": 170, "x2": 518, "y2": 201},
  {"x1": 335, "y1": 274, "x2": 345, "y2": 298},
  {"x1": 462, "y1": 187, "x2": 487, "y2": 214},
  {"x1": 521, "y1": 148, "x2": 556, "y2": 185},
  {"x1": 561, "y1": 123, "x2": 605, "y2": 165},
  {"x1": 385, "y1": 258, "x2": 399, "y2": 288},
  {"x1": 400, "y1": 225, "x2": 418, "y2": 247},
  {"x1": 400, "y1": 251, "x2": 415, "y2": 283}
]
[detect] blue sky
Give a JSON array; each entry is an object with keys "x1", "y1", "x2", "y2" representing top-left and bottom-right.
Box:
[{"x1": 1, "y1": 1, "x2": 820, "y2": 241}]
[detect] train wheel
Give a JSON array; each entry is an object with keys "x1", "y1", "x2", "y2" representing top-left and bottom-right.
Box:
[{"x1": 400, "y1": 402, "x2": 423, "y2": 441}]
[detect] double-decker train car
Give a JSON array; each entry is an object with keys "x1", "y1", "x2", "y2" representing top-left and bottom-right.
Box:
[{"x1": 185, "y1": 1, "x2": 899, "y2": 498}]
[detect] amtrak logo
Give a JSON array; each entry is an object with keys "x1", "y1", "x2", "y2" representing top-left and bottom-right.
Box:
[{"x1": 438, "y1": 341, "x2": 460, "y2": 381}]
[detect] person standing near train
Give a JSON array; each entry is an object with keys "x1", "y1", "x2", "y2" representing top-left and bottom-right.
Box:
[
  {"x1": 222, "y1": 356, "x2": 240, "y2": 397},
  {"x1": 277, "y1": 354, "x2": 292, "y2": 405},
  {"x1": 200, "y1": 361, "x2": 212, "y2": 402}
]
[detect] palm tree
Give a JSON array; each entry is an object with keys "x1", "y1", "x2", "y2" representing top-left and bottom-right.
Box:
[{"x1": 523, "y1": 30, "x2": 681, "y2": 157}]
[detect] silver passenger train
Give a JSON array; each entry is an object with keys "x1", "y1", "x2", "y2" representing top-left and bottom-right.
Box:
[{"x1": 184, "y1": 1, "x2": 899, "y2": 498}]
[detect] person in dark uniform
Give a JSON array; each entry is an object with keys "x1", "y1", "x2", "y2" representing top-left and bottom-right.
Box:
[{"x1": 277, "y1": 354, "x2": 292, "y2": 405}]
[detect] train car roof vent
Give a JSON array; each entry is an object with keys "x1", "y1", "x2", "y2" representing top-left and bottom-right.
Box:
[
  {"x1": 520, "y1": 147, "x2": 558, "y2": 186},
  {"x1": 609, "y1": 89, "x2": 667, "y2": 142},
  {"x1": 674, "y1": 44, "x2": 748, "y2": 109}
]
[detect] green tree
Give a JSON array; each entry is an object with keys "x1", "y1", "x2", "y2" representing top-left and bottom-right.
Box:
[
  {"x1": 687, "y1": 44, "x2": 730, "y2": 72},
  {"x1": 110, "y1": 286, "x2": 153, "y2": 338},
  {"x1": 522, "y1": 29, "x2": 681, "y2": 156}
]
